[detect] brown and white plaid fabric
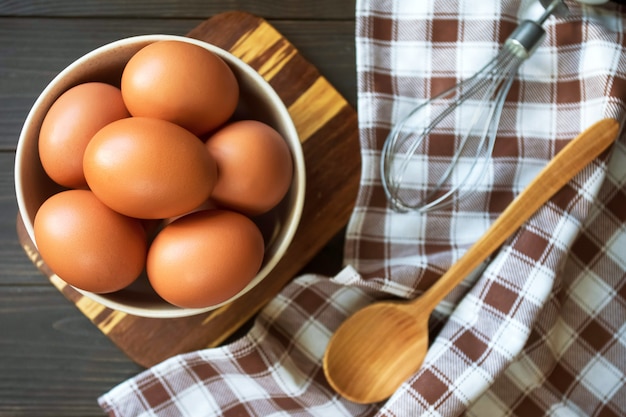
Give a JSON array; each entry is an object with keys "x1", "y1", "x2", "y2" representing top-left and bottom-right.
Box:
[{"x1": 99, "y1": 0, "x2": 626, "y2": 415}]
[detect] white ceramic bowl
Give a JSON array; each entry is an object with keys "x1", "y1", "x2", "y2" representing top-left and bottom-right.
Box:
[{"x1": 15, "y1": 34, "x2": 305, "y2": 318}]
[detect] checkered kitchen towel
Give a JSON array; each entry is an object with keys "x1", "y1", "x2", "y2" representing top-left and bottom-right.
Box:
[{"x1": 99, "y1": 0, "x2": 626, "y2": 416}]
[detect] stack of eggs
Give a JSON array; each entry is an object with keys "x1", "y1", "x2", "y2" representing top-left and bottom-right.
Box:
[{"x1": 33, "y1": 40, "x2": 294, "y2": 309}]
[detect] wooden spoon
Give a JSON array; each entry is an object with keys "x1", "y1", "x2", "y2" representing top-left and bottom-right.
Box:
[{"x1": 323, "y1": 118, "x2": 619, "y2": 404}]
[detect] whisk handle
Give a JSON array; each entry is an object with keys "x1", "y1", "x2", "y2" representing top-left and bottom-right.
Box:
[
  {"x1": 506, "y1": 20, "x2": 547, "y2": 59},
  {"x1": 507, "y1": 0, "x2": 569, "y2": 59}
]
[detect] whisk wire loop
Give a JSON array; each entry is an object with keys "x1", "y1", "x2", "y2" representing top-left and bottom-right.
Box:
[
  {"x1": 380, "y1": 0, "x2": 568, "y2": 213},
  {"x1": 381, "y1": 46, "x2": 522, "y2": 213}
]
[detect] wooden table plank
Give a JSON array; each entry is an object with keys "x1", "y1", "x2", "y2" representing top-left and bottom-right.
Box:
[
  {"x1": 0, "y1": 153, "x2": 45, "y2": 285},
  {"x1": 0, "y1": 0, "x2": 355, "y2": 19},
  {"x1": 0, "y1": 285, "x2": 144, "y2": 417}
]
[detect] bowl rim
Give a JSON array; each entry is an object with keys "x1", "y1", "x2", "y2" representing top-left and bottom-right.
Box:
[{"x1": 15, "y1": 34, "x2": 306, "y2": 318}]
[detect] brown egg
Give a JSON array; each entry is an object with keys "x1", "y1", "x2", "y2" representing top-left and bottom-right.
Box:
[
  {"x1": 121, "y1": 40, "x2": 239, "y2": 136},
  {"x1": 38, "y1": 82, "x2": 130, "y2": 188},
  {"x1": 205, "y1": 120, "x2": 293, "y2": 216},
  {"x1": 33, "y1": 189, "x2": 147, "y2": 293},
  {"x1": 83, "y1": 117, "x2": 217, "y2": 219},
  {"x1": 147, "y1": 209, "x2": 265, "y2": 308}
]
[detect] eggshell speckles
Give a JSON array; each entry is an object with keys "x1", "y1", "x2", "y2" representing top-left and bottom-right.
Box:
[
  {"x1": 33, "y1": 189, "x2": 147, "y2": 293},
  {"x1": 38, "y1": 82, "x2": 130, "y2": 188},
  {"x1": 83, "y1": 117, "x2": 218, "y2": 219},
  {"x1": 206, "y1": 120, "x2": 293, "y2": 216},
  {"x1": 147, "y1": 209, "x2": 265, "y2": 308},
  {"x1": 121, "y1": 40, "x2": 239, "y2": 136}
]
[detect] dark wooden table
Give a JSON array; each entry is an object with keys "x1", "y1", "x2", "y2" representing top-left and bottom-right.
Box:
[{"x1": 0, "y1": 2, "x2": 356, "y2": 415}]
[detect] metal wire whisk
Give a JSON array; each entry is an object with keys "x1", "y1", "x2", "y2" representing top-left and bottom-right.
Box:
[{"x1": 381, "y1": 0, "x2": 569, "y2": 213}]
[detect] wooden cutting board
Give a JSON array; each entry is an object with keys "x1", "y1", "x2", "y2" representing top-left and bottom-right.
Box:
[{"x1": 16, "y1": 11, "x2": 360, "y2": 368}]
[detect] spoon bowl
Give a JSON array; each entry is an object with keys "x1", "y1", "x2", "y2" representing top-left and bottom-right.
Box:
[
  {"x1": 323, "y1": 302, "x2": 429, "y2": 403},
  {"x1": 324, "y1": 118, "x2": 619, "y2": 404}
]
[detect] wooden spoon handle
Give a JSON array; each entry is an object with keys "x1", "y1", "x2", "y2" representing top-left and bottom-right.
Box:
[{"x1": 418, "y1": 118, "x2": 619, "y2": 311}]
